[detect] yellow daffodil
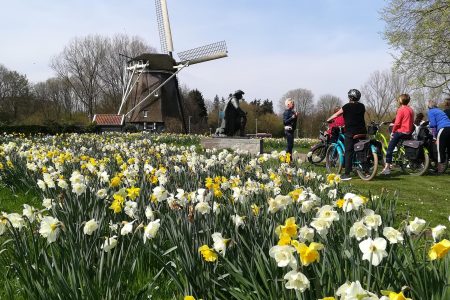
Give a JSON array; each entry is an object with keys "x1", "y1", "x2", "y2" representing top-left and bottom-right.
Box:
[
  {"x1": 292, "y1": 241, "x2": 324, "y2": 266},
  {"x1": 110, "y1": 176, "x2": 121, "y2": 187},
  {"x1": 184, "y1": 296, "x2": 195, "y2": 300},
  {"x1": 275, "y1": 217, "x2": 298, "y2": 238},
  {"x1": 126, "y1": 187, "x2": 140, "y2": 200},
  {"x1": 109, "y1": 194, "x2": 125, "y2": 213},
  {"x1": 251, "y1": 204, "x2": 260, "y2": 216},
  {"x1": 198, "y1": 245, "x2": 218, "y2": 262},
  {"x1": 388, "y1": 291, "x2": 411, "y2": 300},
  {"x1": 336, "y1": 199, "x2": 345, "y2": 208},
  {"x1": 429, "y1": 239, "x2": 450, "y2": 260},
  {"x1": 277, "y1": 232, "x2": 292, "y2": 246}
]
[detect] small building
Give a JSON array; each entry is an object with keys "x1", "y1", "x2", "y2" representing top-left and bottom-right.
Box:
[{"x1": 92, "y1": 114, "x2": 124, "y2": 132}]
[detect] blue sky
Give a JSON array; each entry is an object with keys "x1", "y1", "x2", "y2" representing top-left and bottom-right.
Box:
[{"x1": 0, "y1": 0, "x2": 393, "y2": 108}]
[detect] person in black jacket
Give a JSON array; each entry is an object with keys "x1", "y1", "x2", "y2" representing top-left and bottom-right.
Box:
[
  {"x1": 283, "y1": 98, "x2": 299, "y2": 158},
  {"x1": 327, "y1": 89, "x2": 366, "y2": 180}
]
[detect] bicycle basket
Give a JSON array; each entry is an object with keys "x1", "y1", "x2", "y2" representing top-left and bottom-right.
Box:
[
  {"x1": 403, "y1": 140, "x2": 424, "y2": 160},
  {"x1": 354, "y1": 139, "x2": 371, "y2": 162}
]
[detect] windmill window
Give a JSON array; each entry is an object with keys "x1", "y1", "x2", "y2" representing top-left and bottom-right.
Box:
[{"x1": 143, "y1": 110, "x2": 148, "y2": 118}]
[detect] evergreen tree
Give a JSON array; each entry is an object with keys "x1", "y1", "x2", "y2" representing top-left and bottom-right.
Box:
[{"x1": 213, "y1": 94, "x2": 220, "y2": 111}]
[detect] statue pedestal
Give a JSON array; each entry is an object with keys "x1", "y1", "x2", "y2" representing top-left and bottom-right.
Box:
[{"x1": 200, "y1": 137, "x2": 263, "y2": 155}]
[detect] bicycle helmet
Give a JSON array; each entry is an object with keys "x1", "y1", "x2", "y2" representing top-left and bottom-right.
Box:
[{"x1": 348, "y1": 89, "x2": 361, "y2": 101}]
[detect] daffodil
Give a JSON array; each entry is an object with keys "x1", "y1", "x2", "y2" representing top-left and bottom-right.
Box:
[
  {"x1": 359, "y1": 237, "x2": 388, "y2": 266},
  {"x1": 198, "y1": 245, "x2": 218, "y2": 262},
  {"x1": 292, "y1": 241, "x2": 324, "y2": 266},
  {"x1": 428, "y1": 239, "x2": 450, "y2": 260}
]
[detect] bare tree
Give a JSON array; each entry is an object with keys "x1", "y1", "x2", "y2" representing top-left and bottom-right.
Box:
[
  {"x1": 51, "y1": 35, "x2": 108, "y2": 119},
  {"x1": 97, "y1": 34, "x2": 155, "y2": 113},
  {"x1": 317, "y1": 94, "x2": 343, "y2": 117},
  {"x1": 33, "y1": 78, "x2": 79, "y2": 121},
  {"x1": 280, "y1": 88, "x2": 314, "y2": 137},
  {"x1": 361, "y1": 69, "x2": 410, "y2": 121}
]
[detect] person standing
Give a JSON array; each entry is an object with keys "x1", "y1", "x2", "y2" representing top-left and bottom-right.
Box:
[
  {"x1": 283, "y1": 98, "x2": 299, "y2": 159},
  {"x1": 427, "y1": 99, "x2": 450, "y2": 174},
  {"x1": 327, "y1": 89, "x2": 366, "y2": 180},
  {"x1": 380, "y1": 94, "x2": 414, "y2": 175},
  {"x1": 444, "y1": 97, "x2": 450, "y2": 119}
]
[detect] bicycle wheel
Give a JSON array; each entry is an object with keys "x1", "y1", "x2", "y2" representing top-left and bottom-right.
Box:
[
  {"x1": 325, "y1": 144, "x2": 343, "y2": 174},
  {"x1": 307, "y1": 144, "x2": 327, "y2": 164},
  {"x1": 400, "y1": 148, "x2": 430, "y2": 176},
  {"x1": 356, "y1": 151, "x2": 378, "y2": 181}
]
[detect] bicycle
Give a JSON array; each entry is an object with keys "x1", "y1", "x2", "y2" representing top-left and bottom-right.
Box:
[
  {"x1": 369, "y1": 121, "x2": 430, "y2": 176},
  {"x1": 307, "y1": 122, "x2": 334, "y2": 164},
  {"x1": 416, "y1": 121, "x2": 448, "y2": 173},
  {"x1": 325, "y1": 127, "x2": 379, "y2": 181}
]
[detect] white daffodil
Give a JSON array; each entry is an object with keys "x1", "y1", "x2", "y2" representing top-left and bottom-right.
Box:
[
  {"x1": 22, "y1": 204, "x2": 36, "y2": 223},
  {"x1": 301, "y1": 200, "x2": 315, "y2": 213},
  {"x1": 342, "y1": 193, "x2": 365, "y2": 212},
  {"x1": 143, "y1": 219, "x2": 160, "y2": 243},
  {"x1": 359, "y1": 237, "x2": 388, "y2": 266},
  {"x1": 283, "y1": 270, "x2": 310, "y2": 291},
  {"x1": 382, "y1": 227, "x2": 404, "y2": 244},
  {"x1": 298, "y1": 226, "x2": 315, "y2": 242},
  {"x1": 7, "y1": 213, "x2": 25, "y2": 231},
  {"x1": 37, "y1": 179, "x2": 46, "y2": 191},
  {"x1": 231, "y1": 214, "x2": 245, "y2": 228},
  {"x1": 349, "y1": 221, "x2": 370, "y2": 241},
  {"x1": 363, "y1": 209, "x2": 382, "y2": 229},
  {"x1": 152, "y1": 186, "x2": 168, "y2": 202},
  {"x1": 102, "y1": 236, "x2": 118, "y2": 252},
  {"x1": 42, "y1": 198, "x2": 53, "y2": 210},
  {"x1": 72, "y1": 182, "x2": 87, "y2": 196},
  {"x1": 145, "y1": 206, "x2": 155, "y2": 220},
  {"x1": 124, "y1": 201, "x2": 138, "y2": 218},
  {"x1": 57, "y1": 179, "x2": 68, "y2": 189},
  {"x1": 316, "y1": 205, "x2": 340, "y2": 222},
  {"x1": 83, "y1": 219, "x2": 99, "y2": 235},
  {"x1": 120, "y1": 221, "x2": 134, "y2": 236},
  {"x1": 336, "y1": 281, "x2": 379, "y2": 300},
  {"x1": 432, "y1": 225, "x2": 446, "y2": 241},
  {"x1": 39, "y1": 216, "x2": 60, "y2": 243},
  {"x1": 310, "y1": 218, "x2": 331, "y2": 237},
  {"x1": 406, "y1": 217, "x2": 426, "y2": 235},
  {"x1": 211, "y1": 232, "x2": 229, "y2": 255},
  {"x1": 195, "y1": 201, "x2": 211, "y2": 215},
  {"x1": 96, "y1": 188, "x2": 108, "y2": 199},
  {"x1": 269, "y1": 245, "x2": 297, "y2": 269}
]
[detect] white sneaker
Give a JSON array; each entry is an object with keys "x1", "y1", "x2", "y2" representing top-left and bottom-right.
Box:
[{"x1": 380, "y1": 168, "x2": 391, "y2": 175}]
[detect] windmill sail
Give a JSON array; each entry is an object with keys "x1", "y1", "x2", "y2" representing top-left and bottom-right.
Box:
[
  {"x1": 177, "y1": 41, "x2": 228, "y2": 65},
  {"x1": 155, "y1": 0, "x2": 174, "y2": 54}
]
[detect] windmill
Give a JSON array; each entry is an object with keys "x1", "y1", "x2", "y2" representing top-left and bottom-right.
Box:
[{"x1": 109, "y1": 0, "x2": 228, "y2": 133}]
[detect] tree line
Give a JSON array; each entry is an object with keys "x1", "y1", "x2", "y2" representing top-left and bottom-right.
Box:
[{"x1": 0, "y1": 0, "x2": 448, "y2": 137}]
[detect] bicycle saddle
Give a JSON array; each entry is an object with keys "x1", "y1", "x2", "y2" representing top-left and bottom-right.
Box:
[{"x1": 353, "y1": 134, "x2": 368, "y2": 140}]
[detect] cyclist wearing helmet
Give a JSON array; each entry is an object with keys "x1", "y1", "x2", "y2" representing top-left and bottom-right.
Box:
[{"x1": 327, "y1": 89, "x2": 366, "y2": 180}]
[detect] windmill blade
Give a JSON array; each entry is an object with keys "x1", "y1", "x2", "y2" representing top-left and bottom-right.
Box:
[
  {"x1": 155, "y1": 0, "x2": 174, "y2": 54},
  {"x1": 177, "y1": 41, "x2": 228, "y2": 66}
]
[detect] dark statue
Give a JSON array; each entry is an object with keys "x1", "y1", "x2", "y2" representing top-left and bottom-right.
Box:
[{"x1": 215, "y1": 90, "x2": 247, "y2": 136}]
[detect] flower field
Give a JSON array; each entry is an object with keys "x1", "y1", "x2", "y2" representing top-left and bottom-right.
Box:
[{"x1": 0, "y1": 133, "x2": 448, "y2": 299}]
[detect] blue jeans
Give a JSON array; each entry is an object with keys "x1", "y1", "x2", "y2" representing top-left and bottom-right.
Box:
[
  {"x1": 285, "y1": 130, "x2": 294, "y2": 156},
  {"x1": 386, "y1": 132, "x2": 411, "y2": 164}
]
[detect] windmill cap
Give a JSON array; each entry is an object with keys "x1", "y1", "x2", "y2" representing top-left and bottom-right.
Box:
[{"x1": 234, "y1": 90, "x2": 245, "y2": 96}]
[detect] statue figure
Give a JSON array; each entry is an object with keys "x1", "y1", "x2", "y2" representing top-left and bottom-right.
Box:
[{"x1": 215, "y1": 90, "x2": 247, "y2": 136}]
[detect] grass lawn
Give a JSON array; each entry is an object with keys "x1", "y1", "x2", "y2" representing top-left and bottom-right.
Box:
[{"x1": 305, "y1": 162, "x2": 450, "y2": 226}]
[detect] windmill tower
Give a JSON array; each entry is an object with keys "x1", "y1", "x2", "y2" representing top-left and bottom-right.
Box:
[{"x1": 115, "y1": 0, "x2": 228, "y2": 132}]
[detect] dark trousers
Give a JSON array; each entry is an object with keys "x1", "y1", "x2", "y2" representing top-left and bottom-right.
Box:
[
  {"x1": 344, "y1": 133, "x2": 355, "y2": 175},
  {"x1": 285, "y1": 130, "x2": 294, "y2": 156},
  {"x1": 437, "y1": 127, "x2": 450, "y2": 163},
  {"x1": 386, "y1": 132, "x2": 411, "y2": 164}
]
